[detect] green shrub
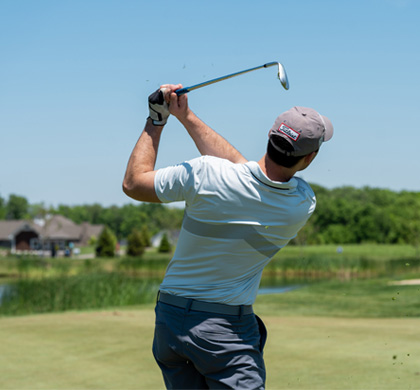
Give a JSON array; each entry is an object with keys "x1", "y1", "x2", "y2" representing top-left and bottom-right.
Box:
[
  {"x1": 158, "y1": 233, "x2": 172, "y2": 253},
  {"x1": 140, "y1": 225, "x2": 151, "y2": 248},
  {"x1": 95, "y1": 227, "x2": 117, "y2": 258},
  {"x1": 126, "y1": 229, "x2": 146, "y2": 257}
]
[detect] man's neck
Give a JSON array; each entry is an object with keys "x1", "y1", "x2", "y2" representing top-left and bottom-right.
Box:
[{"x1": 257, "y1": 154, "x2": 296, "y2": 182}]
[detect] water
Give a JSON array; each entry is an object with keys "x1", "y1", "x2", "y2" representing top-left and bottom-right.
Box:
[
  {"x1": 0, "y1": 284, "x2": 10, "y2": 305},
  {"x1": 258, "y1": 285, "x2": 302, "y2": 295}
]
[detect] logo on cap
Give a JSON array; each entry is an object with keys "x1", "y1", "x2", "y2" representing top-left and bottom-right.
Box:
[{"x1": 278, "y1": 123, "x2": 300, "y2": 142}]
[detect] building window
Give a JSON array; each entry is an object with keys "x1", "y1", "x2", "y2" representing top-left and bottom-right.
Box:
[{"x1": 30, "y1": 238, "x2": 40, "y2": 250}]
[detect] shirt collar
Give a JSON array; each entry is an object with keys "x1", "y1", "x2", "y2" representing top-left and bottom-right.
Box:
[{"x1": 245, "y1": 161, "x2": 298, "y2": 191}]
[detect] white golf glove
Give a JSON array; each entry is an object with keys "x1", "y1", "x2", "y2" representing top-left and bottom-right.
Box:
[{"x1": 148, "y1": 88, "x2": 169, "y2": 126}]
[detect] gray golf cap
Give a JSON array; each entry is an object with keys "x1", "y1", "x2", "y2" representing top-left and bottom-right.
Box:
[{"x1": 269, "y1": 106, "x2": 334, "y2": 157}]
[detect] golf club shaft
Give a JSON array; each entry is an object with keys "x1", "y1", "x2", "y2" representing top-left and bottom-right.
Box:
[{"x1": 175, "y1": 62, "x2": 282, "y2": 96}]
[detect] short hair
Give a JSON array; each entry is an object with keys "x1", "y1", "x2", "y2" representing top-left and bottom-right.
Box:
[{"x1": 267, "y1": 135, "x2": 305, "y2": 168}]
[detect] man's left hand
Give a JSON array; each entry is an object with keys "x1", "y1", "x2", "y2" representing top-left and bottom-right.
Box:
[{"x1": 148, "y1": 88, "x2": 170, "y2": 126}]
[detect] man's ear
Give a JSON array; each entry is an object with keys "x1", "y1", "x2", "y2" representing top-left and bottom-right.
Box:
[{"x1": 305, "y1": 151, "x2": 318, "y2": 164}]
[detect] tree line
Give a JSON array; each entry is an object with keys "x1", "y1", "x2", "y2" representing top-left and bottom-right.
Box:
[
  {"x1": 1, "y1": 185, "x2": 420, "y2": 245},
  {"x1": 0, "y1": 194, "x2": 184, "y2": 240},
  {"x1": 295, "y1": 185, "x2": 420, "y2": 246}
]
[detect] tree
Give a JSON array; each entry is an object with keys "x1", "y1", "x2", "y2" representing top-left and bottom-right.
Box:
[
  {"x1": 28, "y1": 202, "x2": 50, "y2": 219},
  {"x1": 140, "y1": 225, "x2": 151, "y2": 247},
  {"x1": 88, "y1": 235, "x2": 97, "y2": 247},
  {"x1": 0, "y1": 195, "x2": 5, "y2": 219},
  {"x1": 126, "y1": 229, "x2": 146, "y2": 257},
  {"x1": 118, "y1": 205, "x2": 148, "y2": 239},
  {"x1": 6, "y1": 194, "x2": 29, "y2": 220},
  {"x1": 158, "y1": 232, "x2": 172, "y2": 253},
  {"x1": 95, "y1": 227, "x2": 117, "y2": 258},
  {"x1": 8, "y1": 185, "x2": 420, "y2": 246}
]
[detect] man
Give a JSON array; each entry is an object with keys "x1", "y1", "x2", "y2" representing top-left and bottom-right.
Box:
[{"x1": 123, "y1": 84, "x2": 333, "y2": 389}]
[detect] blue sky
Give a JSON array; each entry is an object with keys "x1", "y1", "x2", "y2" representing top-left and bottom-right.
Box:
[{"x1": 1, "y1": 0, "x2": 419, "y2": 207}]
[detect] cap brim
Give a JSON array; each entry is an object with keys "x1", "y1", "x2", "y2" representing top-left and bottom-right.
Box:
[{"x1": 322, "y1": 115, "x2": 334, "y2": 141}]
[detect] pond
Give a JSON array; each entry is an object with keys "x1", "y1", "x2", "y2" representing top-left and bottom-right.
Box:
[
  {"x1": 0, "y1": 284, "x2": 11, "y2": 305},
  {"x1": 258, "y1": 285, "x2": 302, "y2": 295}
]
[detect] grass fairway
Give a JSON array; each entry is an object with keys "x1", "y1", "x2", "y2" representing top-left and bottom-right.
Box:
[
  {"x1": 0, "y1": 306, "x2": 162, "y2": 390},
  {"x1": 1, "y1": 307, "x2": 419, "y2": 390},
  {"x1": 263, "y1": 316, "x2": 420, "y2": 390}
]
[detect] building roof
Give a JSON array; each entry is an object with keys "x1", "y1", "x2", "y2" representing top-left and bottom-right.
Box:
[
  {"x1": 79, "y1": 222, "x2": 103, "y2": 243},
  {"x1": 0, "y1": 220, "x2": 36, "y2": 240},
  {"x1": 41, "y1": 215, "x2": 81, "y2": 240},
  {"x1": 0, "y1": 215, "x2": 104, "y2": 244}
]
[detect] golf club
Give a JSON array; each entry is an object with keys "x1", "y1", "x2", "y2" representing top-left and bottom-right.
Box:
[{"x1": 175, "y1": 61, "x2": 289, "y2": 95}]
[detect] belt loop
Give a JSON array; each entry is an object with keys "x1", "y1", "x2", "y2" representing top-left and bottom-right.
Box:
[
  {"x1": 185, "y1": 299, "x2": 193, "y2": 313},
  {"x1": 156, "y1": 290, "x2": 161, "y2": 304},
  {"x1": 239, "y1": 305, "x2": 243, "y2": 319}
]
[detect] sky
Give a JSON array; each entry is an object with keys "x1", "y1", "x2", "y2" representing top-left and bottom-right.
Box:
[{"x1": 1, "y1": 0, "x2": 419, "y2": 207}]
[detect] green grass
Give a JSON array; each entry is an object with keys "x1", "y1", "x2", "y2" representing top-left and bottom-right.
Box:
[
  {"x1": 0, "y1": 308, "x2": 419, "y2": 390},
  {"x1": 3, "y1": 273, "x2": 420, "y2": 318},
  {"x1": 78, "y1": 245, "x2": 95, "y2": 255},
  {"x1": 1, "y1": 244, "x2": 418, "y2": 281},
  {"x1": 0, "y1": 249, "x2": 172, "y2": 279},
  {"x1": 264, "y1": 244, "x2": 420, "y2": 281},
  {"x1": 1, "y1": 244, "x2": 420, "y2": 317},
  {"x1": 1, "y1": 245, "x2": 419, "y2": 388},
  {"x1": 279, "y1": 244, "x2": 419, "y2": 260},
  {"x1": 263, "y1": 315, "x2": 420, "y2": 390},
  {"x1": 0, "y1": 308, "x2": 160, "y2": 390}
]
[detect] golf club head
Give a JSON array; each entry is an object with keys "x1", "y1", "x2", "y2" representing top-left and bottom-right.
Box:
[{"x1": 277, "y1": 63, "x2": 289, "y2": 90}]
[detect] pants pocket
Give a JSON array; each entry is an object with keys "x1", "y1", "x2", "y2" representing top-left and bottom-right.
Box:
[{"x1": 255, "y1": 314, "x2": 267, "y2": 352}]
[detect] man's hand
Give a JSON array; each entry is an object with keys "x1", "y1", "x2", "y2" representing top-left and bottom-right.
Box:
[
  {"x1": 148, "y1": 88, "x2": 170, "y2": 126},
  {"x1": 158, "y1": 84, "x2": 190, "y2": 121}
]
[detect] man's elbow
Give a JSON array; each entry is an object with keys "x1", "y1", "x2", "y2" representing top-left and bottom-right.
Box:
[
  {"x1": 122, "y1": 179, "x2": 134, "y2": 198},
  {"x1": 122, "y1": 178, "x2": 161, "y2": 203},
  {"x1": 122, "y1": 180, "x2": 140, "y2": 200}
]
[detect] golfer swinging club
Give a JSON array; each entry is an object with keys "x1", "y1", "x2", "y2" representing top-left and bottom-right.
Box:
[{"x1": 123, "y1": 83, "x2": 333, "y2": 389}]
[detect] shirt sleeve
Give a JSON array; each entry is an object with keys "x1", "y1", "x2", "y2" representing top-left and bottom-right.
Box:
[
  {"x1": 154, "y1": 158, "x2": 202, "y2": 204},
  {"x1": 295, "y1": 177, "x2": 317, "y2": 218}
]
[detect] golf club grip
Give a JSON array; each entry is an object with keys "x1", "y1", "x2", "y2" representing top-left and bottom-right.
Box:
[{"x1": 175, "y1": 88, "x2": 189, "y2": 96}]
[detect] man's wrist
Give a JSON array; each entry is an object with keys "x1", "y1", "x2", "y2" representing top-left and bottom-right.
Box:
[
  {"x1": 176, "y1": 108, "x2": 196, "y2": 127},
  {"x1": 147, "y1": 116, "x2": 166, "y2": 127}
]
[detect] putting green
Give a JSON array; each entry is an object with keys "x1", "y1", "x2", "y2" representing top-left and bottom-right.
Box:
[{"x1": 0, "y1": 307, "x2": 419, "y2": 389}]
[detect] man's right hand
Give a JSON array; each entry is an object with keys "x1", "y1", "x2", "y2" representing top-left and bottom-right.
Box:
[{"x1": 160, "y1": 84, "x2": 190, "y2": 121}]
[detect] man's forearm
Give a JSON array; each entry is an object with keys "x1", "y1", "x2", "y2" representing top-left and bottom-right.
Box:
[
  {"x1": 122, "y1": 119, "x2": 163, "y2": 202},
  {"x1": 178, "y1": 110, "x2": 247, "y2": 164}
]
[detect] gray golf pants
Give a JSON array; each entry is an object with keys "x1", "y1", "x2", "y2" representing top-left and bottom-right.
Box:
[{"x1": 152, "y1": 299, "x2": 267, "y2": 389}]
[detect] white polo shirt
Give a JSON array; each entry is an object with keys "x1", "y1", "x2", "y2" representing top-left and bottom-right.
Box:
[{"x1": 154, "y1": 156, "x2": 315, "y2": 305}]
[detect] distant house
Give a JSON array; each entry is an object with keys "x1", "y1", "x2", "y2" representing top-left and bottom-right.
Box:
[
  {"x1": 0, "y1": 215, "x2": 104, "y2": 253},
  {"x1": 151, "y1": 230, "x2": 180, "y2": 248},
  {"x1": 0, "y1": 220, "x2": 39, "y2": 251}
]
